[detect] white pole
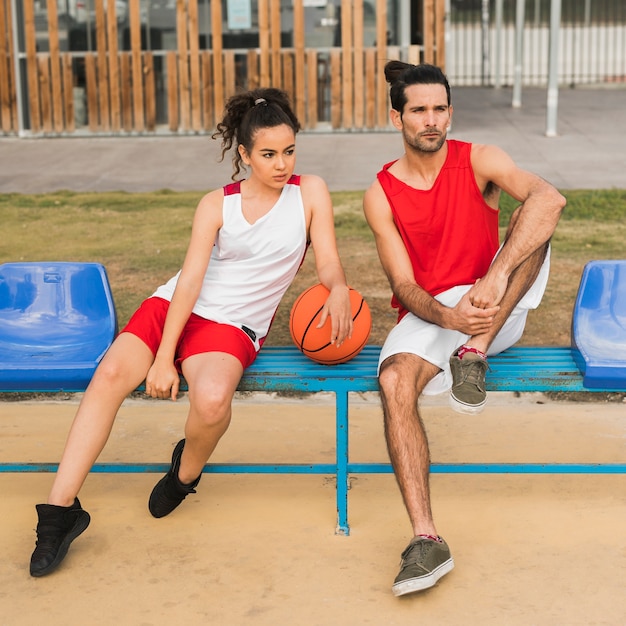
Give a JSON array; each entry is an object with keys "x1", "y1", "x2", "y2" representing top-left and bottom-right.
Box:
[
  {"x1": 512, "y1": 0, "x2": 525, "y2": 108},
  {"x1": 481, "y1": 0, "x2": 490, "y2": 85},
  {"x1": 399, "y1": 0, "x2": 411, "y2": 58},
  {"x1": 494, "y1": 0, "x2": 504, "y2": 88},
  {"x1": 545, "y1": 0, "x2": 562, "y2": 137}
]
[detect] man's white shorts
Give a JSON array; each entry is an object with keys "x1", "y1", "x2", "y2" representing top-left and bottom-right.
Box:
[{"x1": 378, "y1": 246, "x2": 551, "y2": 396}]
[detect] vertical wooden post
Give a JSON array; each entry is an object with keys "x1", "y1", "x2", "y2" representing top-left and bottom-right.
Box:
[
  {"x1": 85, "y1": 54, "x2": 99, "y2": 131},
  {"x1": 224, "y1": 49, "x2": 236, "y2": 101},
  {"x1": 107, "y1": 0, "x2": 121, "y2": 131},
  {"x1": 45, "y1": 0, "x2": 63, "y2": 132},
  {"x1": 23, "y1": 0, "x2": 39, "y2": 132},
  {"x1": 353, "y1": 0, "x2": 364, "y2": 129},
  {"x1": 282, "y1": 50, "x2": 294, "y2": 103},
  {"x1": 435, "y1": 0, "x2": 446, "y2": 69},
  {"x1": 129, "y1": 0, "x2": 144, "y2": 130},
  {"x1": 270, "y1": 0, "x2": 281, "y2": 86},
  {"x1": 247, "y1": 48, "x2": 259, "y2": 90},
  {"x1": 201, "y1": 49, "x2": 213, "y2": 129},
  {"x1": 95, "y1": 0, "x2": 110, "y2": 129},
  {"x1": 176, "y1": 0, "x2": 189, "y2": 130},
  {"x1": 365, "y1": 48, "x2": 376, "y2": 129},
  {"x1": 423, "y1": 0, "x2": 434, "y2": 64},
  {"x1": 167, "y1": 50, "x2": 179, "y2": 131},
  {"x1": 0, "y1": 0, "x2": 15, "y2": 132},
  {"x1": 62, "y1": 53, "x2": 75, "y2": 132},
  {"x1": 144, "y1": 52, "x2": 156, "y2": 130},
  {"x1": 376, "y1": 0, "x2": 388, "y2": 129},
  {"x1": 340, "y1": 0, "x2": 353, "y2": 128},
  {"x1": 330, "y1": 49, "x2": 341, "y2": 129},
  {"x1": 210, "y1": 0, "x2": 223, "y2": 120},
  {"x1": 305, "y1": 49, "x2": 318, "y2": 129},
  {"x1": 121, "y1": 52, "x2": 133, "y2": 131},
  {"x1": 258, "y1": 0, "x2": 270, "y2": 87},
  {"x1": 38, "y1": 54, "x2": 52, "y2": 131},
  {"x1": 188, "y1": 0, "x2": 201, "y2": 131},
  {"x1": 292, "y1": 0, "x2": 305, "y2": 125}
]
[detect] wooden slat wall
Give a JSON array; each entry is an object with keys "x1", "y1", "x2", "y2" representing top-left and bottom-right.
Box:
[{"x1": 5, "y1": 1, "x2": 444, "y2": 136}]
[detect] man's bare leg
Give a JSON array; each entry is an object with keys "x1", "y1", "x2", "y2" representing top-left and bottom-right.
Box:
[
  {"x1": 379, "y1": 353, "x2": 439, "y2": 535},
  {"x1": 379, "y1": 353, "x2": 455, "y2": 595},
  {"x1": 450, "y1": 240, "x2": 550, "y2": 413},
  {"x1": 468, "y1": 242, "x2": 549, "y2": 354}
]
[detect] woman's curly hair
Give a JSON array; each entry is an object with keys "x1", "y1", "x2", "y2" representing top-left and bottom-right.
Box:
[{"x1": 212, "y1": 88, "x2": 301, "y2": 180}]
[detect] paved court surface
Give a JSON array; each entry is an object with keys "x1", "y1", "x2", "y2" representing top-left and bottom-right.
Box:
[{"x1": 1, "y1": 393, "x2": 626, "y2": 625}]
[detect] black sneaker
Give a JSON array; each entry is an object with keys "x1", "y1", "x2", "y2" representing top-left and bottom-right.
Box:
[
  {"x1": 392, "y1": 536, "x2": 454, "y2": 596},
  {"x1": 148, "y1": 439, "x2": 201, "y2": 518},
  {"x1": 30, "y1": 497, "x2": 91, "y2": 577}
]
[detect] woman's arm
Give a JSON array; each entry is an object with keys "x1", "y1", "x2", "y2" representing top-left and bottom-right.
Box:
[
  {"x1": 145, "y1": 190, "x2": 224, "y2": 400},
  {"x1": 301, "y1": 174, "x2": 353, "y2": 345}
]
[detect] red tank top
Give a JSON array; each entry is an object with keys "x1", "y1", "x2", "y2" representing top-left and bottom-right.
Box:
[{"x1": 377, "y1": 140, "x2": 499, "y2": 321}]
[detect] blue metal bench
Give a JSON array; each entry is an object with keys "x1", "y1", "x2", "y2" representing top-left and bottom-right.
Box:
[{"x1": 2, "y1": 344, "x2": 625, "y2": 535}]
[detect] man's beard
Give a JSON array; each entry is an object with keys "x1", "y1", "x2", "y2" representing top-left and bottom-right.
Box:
[{"x1": 404, "y1": 129, "x2": 447, "y2": 154}]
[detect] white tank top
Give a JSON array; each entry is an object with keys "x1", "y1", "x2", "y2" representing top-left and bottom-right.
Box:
[{"x1": 152, "y1": 176, "x2": 308, "y2": 351}]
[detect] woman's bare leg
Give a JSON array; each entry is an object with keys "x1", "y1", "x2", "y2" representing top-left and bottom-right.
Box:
[
  {"x1": 47, "y1": 333, "x2": 154, "y2": 506},
  {"x1": 147, "y1": 351, "x2": 243, "y2": 518},
  {"x1": 178, "y1": 351, "x2": 244, "y2": 482}
]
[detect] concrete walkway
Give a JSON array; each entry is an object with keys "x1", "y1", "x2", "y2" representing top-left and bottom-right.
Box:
[{"x1": 1, "y1": 86, "x2": 625, "y2": 193}]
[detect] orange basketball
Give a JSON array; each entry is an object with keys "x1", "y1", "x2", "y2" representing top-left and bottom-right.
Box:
[{"x1": 289, "y1": 283, "x2": 371, "y2": 365}]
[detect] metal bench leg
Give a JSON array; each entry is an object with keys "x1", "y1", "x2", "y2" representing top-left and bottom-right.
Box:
[{"x1": 335, "y1": 390, "x2": 350, "y2": 535}]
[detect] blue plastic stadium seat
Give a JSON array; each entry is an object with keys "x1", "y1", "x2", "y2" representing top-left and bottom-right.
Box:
[
  {"x1": 0, "y1": 262, "x2": 117, "y2": 391},
  {"x1": 571, "y1": 260, "x2": 626, "y2": 389}
]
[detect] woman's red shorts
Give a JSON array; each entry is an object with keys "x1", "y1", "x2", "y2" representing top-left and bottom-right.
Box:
[{"x1": 120, "y1": 297, "x2": 257, "y2": 370}]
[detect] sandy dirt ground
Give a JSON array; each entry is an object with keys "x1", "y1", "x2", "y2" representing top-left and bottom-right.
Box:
[{"x1": 1, "y1": 392, "x2": 625, "y2": 626}]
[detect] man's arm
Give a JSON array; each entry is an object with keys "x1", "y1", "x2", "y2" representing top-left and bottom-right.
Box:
[
  {"x1": 469, "y1": 144, "x2": 566, "y2": 309},
  {"x1": 363, "y1": 180, "x2": 498, "y2": 335}
]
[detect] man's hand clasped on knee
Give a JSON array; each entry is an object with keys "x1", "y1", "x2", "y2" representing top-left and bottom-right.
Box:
[{"x1": 447, "y1": 291, "x2": 499, "y2": 336}]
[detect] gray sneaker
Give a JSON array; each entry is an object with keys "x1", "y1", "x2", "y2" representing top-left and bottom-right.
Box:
[
  {"x1": 449, "y1": 350, "x2": 489, "y2": 414},
  {"x1": 392, "y1": 536, "x2": 454, "y2": 596}
]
